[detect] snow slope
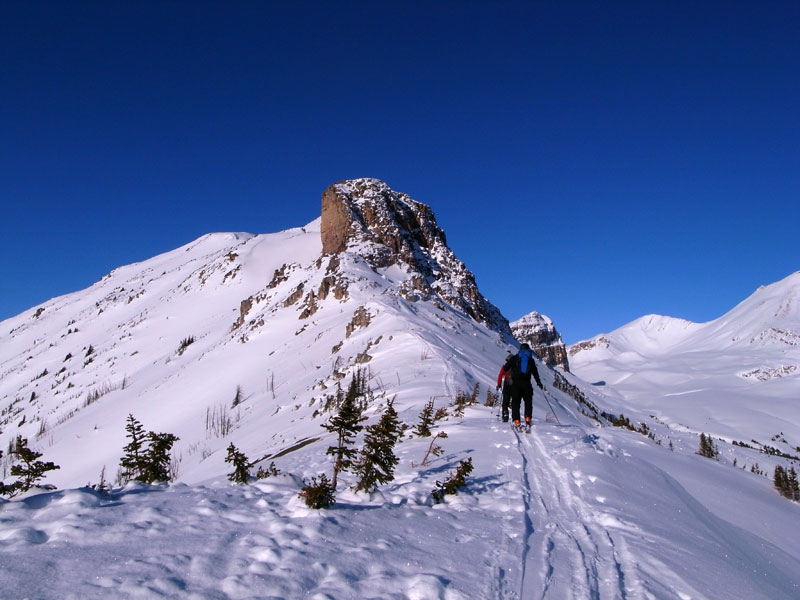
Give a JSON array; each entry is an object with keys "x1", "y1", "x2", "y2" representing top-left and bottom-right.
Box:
[
  {"x1": 569, "y1": 271, "x2": 800, "y2": 447},
  {"x1": 1, "y1": 190, "x2": 799, "y2": 598},
  {"x1": 1, "y1": 380, "x2": 798, "y2": 599}
]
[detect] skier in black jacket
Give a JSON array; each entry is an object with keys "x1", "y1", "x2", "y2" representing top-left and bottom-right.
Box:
[{"x1": 508, "y1": 343, "x2": 543, "y2": 430}]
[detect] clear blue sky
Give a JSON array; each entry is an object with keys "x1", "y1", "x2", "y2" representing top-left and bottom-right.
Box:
[{"x1": 2, "y1": 1, "x2": 798, "y2": 344}]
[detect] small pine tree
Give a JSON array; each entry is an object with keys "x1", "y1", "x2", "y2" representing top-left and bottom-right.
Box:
[
  {"x1": 432, "y1": 458, "x2": 474, "y2": 503},
  {"x1": 119, "y1": 414, "x2": 148, "y2": 482},
  {"x1": 255, "y1": 461, "x2": 281, "y2": 479},
  {"x1": 231, "y1": 385, "x2": 243, "y2": 408},
  {"x1": 225, "y1": 443, "x2": 250, "y2": 484},
  {"x1": 6, "y1": 436, "x2": 61, "y2": 494},
  {"x1": 142, "y1": 432, "x2": 179, "y2": 483},
  {"x1": 413, "y1": 398, "x2": 436, "y2": 437},
  {"x1": 697, "y1": 433, "x2": 719, "y2": 459},
  {"x1": 775, "y1": 465, "x2": 800, "y2": 501},
  {"x1": 352, "y1": 398, "x2": 404, "y2": 493},
  {"x1": 788, "y1": 467, "x2": 800, "y2": 501},
  {"x1": 299, "y1": 473, "x2": 335, "y2": 509},
  {"x1": 322, "y1": 373, "x2": 367, "y2": 489},
  {"x1": 469, "y1": 382, "x2": 480, "y2": 404},
  {"x1": 774, "y1": 465, "x2": 789, "y2": 498}
]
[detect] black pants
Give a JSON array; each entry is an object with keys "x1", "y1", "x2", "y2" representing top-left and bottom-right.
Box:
[
  {"x1": 501, "y1": 383, "x2": 512, "y2": 417},
  {"x1": 511, "y1": 383, "x2": 533, "y2": 423}
]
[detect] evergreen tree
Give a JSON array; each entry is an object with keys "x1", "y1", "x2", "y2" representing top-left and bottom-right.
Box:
[
  {"x1": 697, "y1": 433, "x2": 719, "y2": 459},
  {"x1": 432, "y1": 458, "x2": 474, "y2": 503},
  {"x1": 142, "y1": 432, "x2": 179, "y2": 483},
  {"x1": 788, "y1": 467, "x2": 800, "y2": 501},
  {"x1": 6, "y1": 436, "x2": 60, "y2": 494},
  {"x1": 119, "y1": 414, "x2": 148, "y2": 482},
  {"x1": 413, "y1": 398, "x2": 436, "y2": 437},
  {"x1": 322, "y1": 372, "x2": 367, "y2": 489},
  {"x1": 119, "y1": 415, "x2": 179, "y2": 484},
  {"x1": 231, "y1": 385, "x2": 243, "y2": 408},
  {"x1": 299, "y1": 473, "x2": 335, "y2": 509},
  {"x1": 225, "y1": 443, "x2": 250, "y2": 484},
  {"x1": 352, "y1": 399, "x2": 404, "y2": 493},
  {"x1": 774, "y1": 465, "x2": 789, "y2": 498}
]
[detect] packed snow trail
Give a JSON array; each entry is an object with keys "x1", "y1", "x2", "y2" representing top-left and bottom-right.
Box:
[
  {"x1": 488, "y1": 413, "x2": 800, "y2": 600},
  {"x1": 516, "y1": 424, "x2": 635, "y2": 599}
]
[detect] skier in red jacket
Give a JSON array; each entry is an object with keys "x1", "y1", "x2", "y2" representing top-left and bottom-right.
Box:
[{"x1": 496, "y1": 353, "x2": 514, "y2": 422}]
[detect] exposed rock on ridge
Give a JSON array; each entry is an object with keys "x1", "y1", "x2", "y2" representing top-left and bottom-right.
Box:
[
  {"x1": 511, "y1": 311, "x2": 570, "y2": 371},
  {"x1": 320, "y1": 178, "x2": 511, "y2": 337}
]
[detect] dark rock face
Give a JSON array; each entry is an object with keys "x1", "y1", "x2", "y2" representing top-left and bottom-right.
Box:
[
  {"x1": 511, "y1": 312, "x2": 570, "y2": 372},
  {"x1": 320, "y1": 178, "x2": 512, "y2": 337}
]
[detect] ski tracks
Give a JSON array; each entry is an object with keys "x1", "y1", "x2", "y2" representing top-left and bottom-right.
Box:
[{"x1": 510, "y1": 425, "x2": 641, "y2": 600}]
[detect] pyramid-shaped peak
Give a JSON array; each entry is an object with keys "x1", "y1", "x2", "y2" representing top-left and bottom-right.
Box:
[{"x1": 511, "y1": 311, "x2": 570, "y2": 371}]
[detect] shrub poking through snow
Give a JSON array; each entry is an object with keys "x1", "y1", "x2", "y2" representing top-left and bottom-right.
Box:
[
  {"x1": 225, "y1": 443, "x2": 250, "y2": 484},
  {"x1": 416, "y1": 431, "x2": 448, "y2": 467},
  {"x1": 299, "y1": 474, "x2": 335, "y2": 509},
  {"x1": 432, "y1": 458, "x2": 474, "y2": 503},
  {"x1": 177, "y1": 336, "x2": 196, "y2": 355},
  {"x1": 256, "y1": 461, "x2": 281, "y2": 479},
  {"x1": 0, "y1": 436, "x2": 60, "y2": 497},
  {"x1": 352, "y1": 398, "x2": 404, "y2": 493}
]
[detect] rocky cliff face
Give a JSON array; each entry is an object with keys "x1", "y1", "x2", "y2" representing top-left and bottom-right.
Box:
[
  {"x1": 320, "y1": 178, "x2": 512, "y2": 338},
  {"x1": 511, "y1": 311, "x2": 570, "y2": 371}
]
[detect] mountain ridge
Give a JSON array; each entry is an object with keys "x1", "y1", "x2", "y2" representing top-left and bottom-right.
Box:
[{"x1": 1, "y1": 182, "x2": 799, "y2": 599}]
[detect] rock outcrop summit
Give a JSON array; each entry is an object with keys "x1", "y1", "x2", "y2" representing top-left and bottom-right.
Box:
[
  {"x1": 321, "y1": 178, "x2": 511, "y2": 336},
  {"x1": 511, "y1": 311, "x2": 570, "y2": 371}
]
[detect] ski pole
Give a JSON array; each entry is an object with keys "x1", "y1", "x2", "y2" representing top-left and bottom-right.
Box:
[{"x1": 542, "y1": 388, "x2": 562, "y2": 426}]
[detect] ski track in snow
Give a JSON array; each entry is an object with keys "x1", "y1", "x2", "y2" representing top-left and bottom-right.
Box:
[{"x1": 493, "y1": 418, "x2": 713, "y2": 600}]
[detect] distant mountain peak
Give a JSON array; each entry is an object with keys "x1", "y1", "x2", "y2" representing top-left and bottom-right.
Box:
[{"x1": 511, "y1": 311, "x2": 570, "y2": 371}]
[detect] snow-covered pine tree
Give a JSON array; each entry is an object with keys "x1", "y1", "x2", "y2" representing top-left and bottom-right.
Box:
[
  {"x1": 225, "y1": 443, "x2": 250, "y2": 484},
  {"x1": 352, "y1": 398, "x2": 404, "y2": 493}
]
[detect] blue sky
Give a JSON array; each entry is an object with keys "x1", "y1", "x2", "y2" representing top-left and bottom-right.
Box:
[{"x1": 2, "y1": 1, "x2": 798, "y2": 344}]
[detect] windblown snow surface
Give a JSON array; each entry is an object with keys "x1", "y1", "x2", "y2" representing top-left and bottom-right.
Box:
[{"x1": 1, "y1": 223, "x2": 799, "y2": 599}]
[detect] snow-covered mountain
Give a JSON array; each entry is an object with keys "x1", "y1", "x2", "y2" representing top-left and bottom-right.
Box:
[
  {"x1": 1, "y1": 182, "x2": 799, "y2": 599},
  {"x1": 511, "y1": 311, "x2": 570, "y2": 371},
  {"x1": 0, "y1": 178, "x2": 513, "y2": 490},
  {"x1": 569, "y1": 271, "x2": 800, "y2": 445}
]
